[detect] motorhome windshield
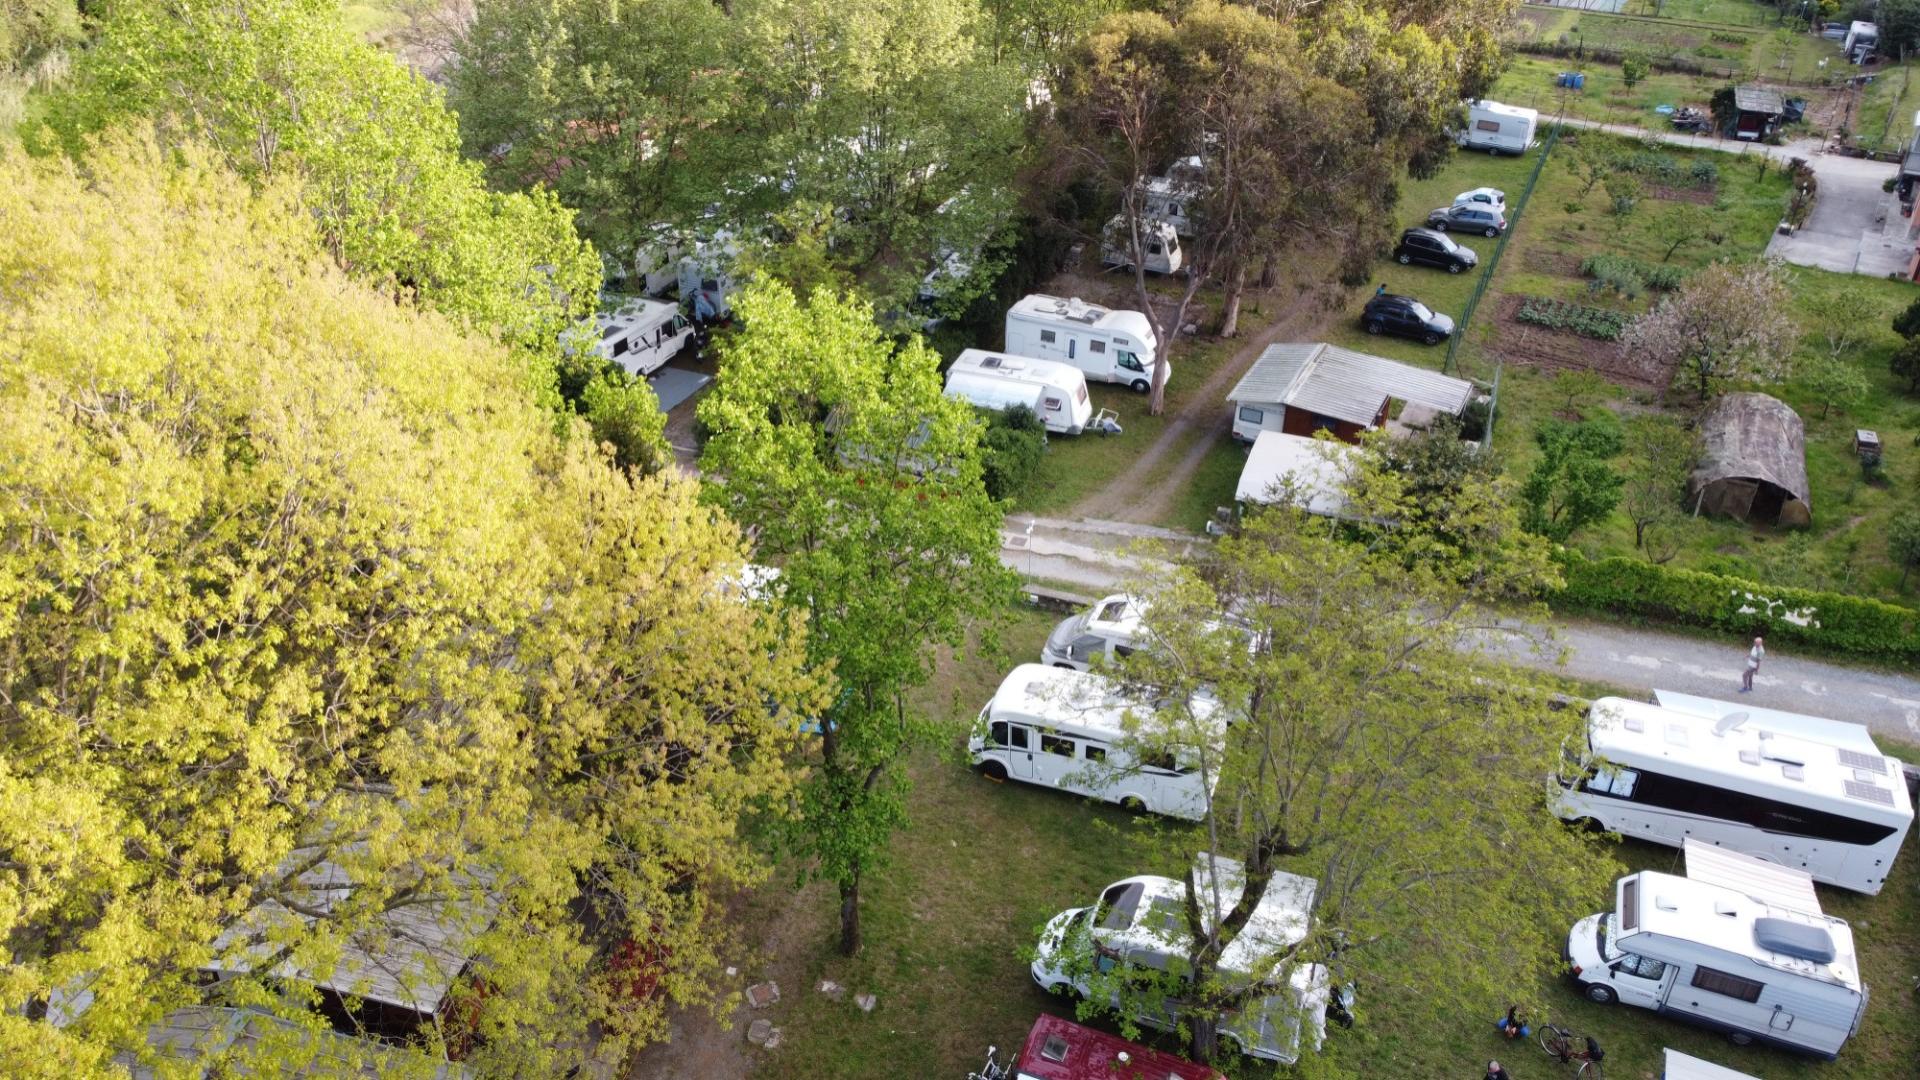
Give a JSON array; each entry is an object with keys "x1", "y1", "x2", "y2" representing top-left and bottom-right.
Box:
[{"x1": 1096, "y1": 882, "x2": 1144, "y2": 931}]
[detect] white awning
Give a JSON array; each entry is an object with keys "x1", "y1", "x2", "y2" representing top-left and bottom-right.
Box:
[
  {"x1": 1663, "y1": 1048, "x2": 1762, "y2": 1080},
  {"x1": 1683, "y1": 838, "x2": 1821, "y2": 915}
]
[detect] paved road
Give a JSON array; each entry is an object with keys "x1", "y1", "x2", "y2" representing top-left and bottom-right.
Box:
[{"x1": 1004, "y1": 515, "x2": 1920, "y2": 744}]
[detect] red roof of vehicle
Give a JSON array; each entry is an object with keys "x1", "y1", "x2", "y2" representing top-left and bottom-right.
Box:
[{"x1": 1011, "y1": 1015, "x2": 1223, "y2": 1080}]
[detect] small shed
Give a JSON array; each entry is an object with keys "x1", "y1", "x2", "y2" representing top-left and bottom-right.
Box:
[
  {"x1": 1732, "y1": 85, "x2": 1785, "y2": 141},
  {"x1": 1687, "y1": 392, "x2": 1810, "y2": 527},
  {"x1": 1226, "y1": 342, "x2": 1476, "y2": 444}
]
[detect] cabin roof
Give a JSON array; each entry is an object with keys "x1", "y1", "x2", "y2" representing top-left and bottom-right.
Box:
[
  {"x1": 1227, "y1": 343, "x2": 1474, "y2": 427},
  {"x1": 1733, "y1": 85, "x2": 1786, "y2": 116},
  {"x1": 1622, "y1": 871, "x2": 1859, "y2": 989}
]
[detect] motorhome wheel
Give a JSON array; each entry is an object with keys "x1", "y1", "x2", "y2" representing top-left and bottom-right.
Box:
[
  {"x1": 1583, "y1": 983, "x2": 1616, "y2": 1005},
  {"x1": 1120, "y1": 796, "x2": 1147, "y2": 813},
  {"x1": 981, "y1": 761, "x2": 1008, "y2": 783},
  {"x1": 1726, "y1": 1031, "x2": 1754, "y2": 1047},
  {"x1": 1130, "y1": 379, "x2": 1149, "y2": 393}
]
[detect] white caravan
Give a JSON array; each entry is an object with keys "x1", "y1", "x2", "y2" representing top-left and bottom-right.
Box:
[
  {"x1": 677, "y1": 232, "x2": 744, "y2": 319},
  {"x1": 967, "y1": 663, "x2": 1219, "y2": 820},
  {"x1": 945, "y1": 349, "x2": 1093, "y2": 435},
  {"x1": 1005, "y1": 294, "x2": 1162, "y2": 393},
  {"x1": 583, "y1": 298, "x2": 697, "y2": 377},
  {"x1": 1550, "y1": 693, "x2": 1912, "y2": 894},
  {"x1": 1041, "y1": 593, "x2": 1148, "y2": 670},
  {"x1": 1140, "y1": 174, "x2": 1200, "y2": 236},
  {"x1": 1459, "y1": 100, "x2": 1539, "y2": 156},
  {"x1": 1101, "y1": 215, "x2": 1184, "y2": 275},
  {"x1": 1566, "y1": 848, "x2": 1865, "y2": 1059},
  {"x1": 1030, "y1": 852, "x2": 1331, "y2": 1065}
]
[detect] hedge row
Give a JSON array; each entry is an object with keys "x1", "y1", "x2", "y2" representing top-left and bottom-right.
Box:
[{"x1": 1551, "y1": 553, "x2": 1920, "y2": 663}]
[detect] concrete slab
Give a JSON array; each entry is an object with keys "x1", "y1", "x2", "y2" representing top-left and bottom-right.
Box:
[
  {"x1": 1764, "y1": 153, "x2": 1911, "y2": 277},
  {"x1": 649, "y1": 366, "x2": 712, "y2": 413}
]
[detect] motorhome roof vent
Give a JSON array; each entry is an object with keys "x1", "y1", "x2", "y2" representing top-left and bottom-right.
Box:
[
  {"x1": 1837, "y1": 747, "x2": 1888, "y2": 775},
  {"x1": 1040, "y1": 1034, "x2": 1070, "y2": 1063},
  {"x1": 1711, "y1": 711, "x2": 1750, "y2": 737},
  {"x1": 1781, "y1": 764, "x2": 1805, "y2": 782},
  {"x1": 1654, "y1": 894, "x2": 1679, "y2": 912},
  {"x1": 1713, "y1": 900, "x2": 1740, "y2": 917},
  {"x1": 1665, "y1": 724, "x2": 1690, "y2": 747},
  {"x1": 978, "y1": 354, "x2": 1005, "y2": 369},
  {"x1": 1754, "y1": 917, "x2": 1836, "y2": 964},
  {"x1": 1843, "y1": 779, "x2": 1896, "y2": 807},
  {"x1": 1622, "y1": 714, "x2": 1645, "y2": 733},
  {"x1": 1739, "y1": 750, "x2": 1761, "y2": 766}
]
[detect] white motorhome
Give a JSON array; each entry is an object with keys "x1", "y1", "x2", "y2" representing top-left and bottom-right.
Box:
[
  {"x1": 1566, "y1": 847, "x2": 1866, "y2": 1059},
  {"x1": 677, "y1": 232, "x2": 744, "y2": 319},
  {"x1": 1550, "y1": 693, "x2": 1913, "y2": 895},
  {"x1": 967, "y1": 663, "x2": 1220, "y2": 820},
  {"x1": 1140, "y1": 174, "x2": 1201, "y2": 236},
  {"x1": 1041, "y1": 593, "x2": 1147, "y2": 671},
  {"x1": 1005, "y1": 294, "x2": 1162, "y2": 393},
  {"x1": 583, "y1": 298, "x2": 697, "y2": 377},
  {"x1": 1030, "y1": 853, "x2": 1331, "y2": 1065},
  {"x1": 630, "y1": 225, "x2": 687, "y2": 296},
  {"x1": 1459, "y1": 100, "x2": 1539, "y2": 156},
  {"x1": 945, "y1": 349, "x2": 1093, "y2": 435},
  {"x1": 1101, "y1": 215, "x2": 1185, "y2": 275}
]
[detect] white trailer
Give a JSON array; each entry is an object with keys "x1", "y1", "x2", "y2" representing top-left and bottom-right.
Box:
[
  {"x1": 967, "y1": 663, "x2": 1219, "y2": 820},
  {"x1": 1140, "y1": 174, "x2": 1201, "y2": 236},
  {"x1": 1040, "y1": 593, "x2": 1147, "y2": 671},
  {"x1": 1459, "y1": 100, "x2": 1538, "y2": 156},
  {"x1": 1005, "y1": 294, "x2": 1162, "y2": 393},
  {"x1": 1029, "y1": 853, "x2": 1331, "y2": 1065},
  {"x1": 1101, "y1": 215, "x2": 1185, "y2": 275},
  {"x1": 1550, "y1": 694, "x2": 1912, "y2": 895},
  {"x1": 677, "y1": 232, "x2": 744, "y2": 320},
  {"x1": 582, "y1": 298, "x2": 697, "y2": 377},
  {"x1": 945, "y1": 349, "x2": 1093, "y2": 435},
  {"x1": 1566, "y1": 855, "x2": 1865, "y2": 1059}
]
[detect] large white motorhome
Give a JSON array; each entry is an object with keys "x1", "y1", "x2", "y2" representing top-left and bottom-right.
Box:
[
  {"x1": 1030, "y1": 852, "x2": 1331, "y2": 1065},
  {"x1": 944, "y1": 349, "x2": 1093, "y2": 435},
  {"x1": 677, "y1": 232, "x2": 744, "y2": 319},
  {"x1": 1101, "y1": 215, "x2": 1185, "y2": 275},
  {"x1": 1458, "y1": 100, "x2": 1539, "y2": 156},
  {"x1": 967, "y1": 663, "x2": 1219, "y2": 820},
  {"x1": 581, "y1": 298, "x2": 697, "y2": 377},
  {"x1": 1140, "y1": 172, "x2": 1200, "y2": 236},
  {"x1": 1005, "y1": 294, "x2": 1162, "y2": 393},
  {"x1": 1550, "y1": 693, "x2": 1913, "y2": 895},
  {"x1": 1566, "y1": 846, "x2": 1866, "y2": 1059},
  {"x1": 1041, "y1": 593, "x2": 1148, "y2": 671}
]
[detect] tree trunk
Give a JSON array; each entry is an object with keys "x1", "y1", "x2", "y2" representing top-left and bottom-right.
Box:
[
  {"x1": 1189, "y1": 1012, "x2": 1220, "y2": 1063},
  {"x1": 838, "y1": 876, "x2": 861, "y2": 956},
  {"x1": 1259, "y1": 252, "x2": 1278, "y2": 289},
  {"x1": 1633, "y1": 517, "x2": 1646, "y2": 548},
  {"x1": 1219, "y1": 262, "x2": 1246, "y2": 338}
]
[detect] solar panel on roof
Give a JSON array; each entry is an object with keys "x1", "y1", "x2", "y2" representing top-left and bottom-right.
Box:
[
  {"x1": 1837, "y1": 747, "x2": 1887, "y2": 775},
  {"x1": 1843, "y1": 779, "x2": 1895, "y2": 807}
]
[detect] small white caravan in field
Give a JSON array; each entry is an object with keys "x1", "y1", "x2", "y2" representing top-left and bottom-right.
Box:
[
  {"x1": 1101, "y1": 215, "x2": 1185, "y2": 275},
  {"x1": 1551, "y1": 692, "x2": 1912, "y2": 894},
  {"x1": 1459, "y1": 100, "x2": 1538, "y2": 155},
  {"x1": 1566, "y1": 844, "x2": 1866, "y2": 1059},
  {"x1": 1029, "y1": 852, "x2": 1331, "y2": 1064},
  {"x1": 968, "y1": 663, "x2": 1219, "y2": 819},
  {"x1": 944, "y1": 349, "x2": 1092, "y2": 434},
  {"x1": 585, "y1": 298, "x2": 697, "y2": 377},
  {"x1": 1040, "y1": 593, "x2": 1147, "y2": 671},
  {"x1": 1005, "y1": 294, "x2": 1162, "y2": 393}
]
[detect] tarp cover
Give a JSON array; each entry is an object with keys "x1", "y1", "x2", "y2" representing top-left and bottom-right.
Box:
[{"x1": 1687, "y1": 392, "x2": 1810, "y2": 526}]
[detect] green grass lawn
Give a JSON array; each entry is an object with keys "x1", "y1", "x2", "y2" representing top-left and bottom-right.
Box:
[
  {"x1": 1851, "y1": 61, "x2": 1920, "y2": 153},
  {"x1": 736, "y1": 603, "x2": 1920, "y2": 1079}
]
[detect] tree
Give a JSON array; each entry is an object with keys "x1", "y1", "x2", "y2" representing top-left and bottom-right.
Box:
[
  {"x1": 1623, "y1": 259, "x2": 1799, "y2": 400},
  {"x1": 1893, "y1": 335, "x2": 1920, "y2": 393},
  {"x1": 1889, "y1": 511, "x2": 1920, "y2": 590},
  {"x1": 1807, "y1": 284, "x2": 1882, "y2": 361},
  {"x1": 1657, "y1": 203, "x2": 1723, "y2": 262},
  {"x1": 1081, "y1": 480, "x2": 1615, "y2": 1064},
  {"x1": 1619, "y1": 415, "x2": 1696, "y2": 552},
  {"x1": 1550, "y1": 368, "x2": 1610, "y2": 419},
  {"x1": 1890, "y1": 295, "x2": 1920, "y2": 340},
  {"x1": 1880, "y1": 0, "x2": 1920, "y2": 56},
  {"x1": 1563, "y1": 141, "x2": 1615, "y2": 199},
  {"x1": 1621, "y1": 52, "x2": 1651, "y2": 89},
  {"x1": 0, "y1": 134, "x2": 822, "y2": 1073},
  {"x1": 1605, "y1": 172, "x2": 1643, "y2": 223},
  {"x1": 697, "y1": 281, "x2": 1014, "y2": 954},
  {"x1": 1520, "y1": 417, "x2": 1626, "y2": 543},
  {"x1": 1798, "y1": 352, "x2": 1873, "y2": 419}
]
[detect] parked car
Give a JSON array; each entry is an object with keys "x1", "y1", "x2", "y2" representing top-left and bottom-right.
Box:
[
  {"x1": 1361, "y1": 294, "x2": 1454, "y2": 345},
  {"x1": 1453, "y1": 186, "x2": 1506, "y2": 211},
  {"x1": 1392, "y1": 228, "x2": 1477, "y2": 274},
  {"x1": 1426, "y1": 203, "x2": 1506, "y2": 237}
]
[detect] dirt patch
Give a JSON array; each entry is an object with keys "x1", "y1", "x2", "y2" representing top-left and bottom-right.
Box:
[
  {"x1": 1521, "y1": 250, "x2": 1586, "y2": 277},
  {"x1": 1485, "y1": 294, "x2": 1672, "y2": 390},
  {"x1": 1645, "y1": 183, "x2": 1717, "y2": 205}
]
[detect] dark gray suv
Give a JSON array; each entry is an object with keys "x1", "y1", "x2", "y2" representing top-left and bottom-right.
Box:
[
  {"x1": 1426, "y1": 203, "x2": 1506, "y2": 238},
  {"x1": 1393, "y1": 228, "x2": 1477, "y2": 274}
]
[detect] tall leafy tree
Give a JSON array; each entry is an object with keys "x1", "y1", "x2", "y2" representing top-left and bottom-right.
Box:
[
  {"x1": 1623, "y1": 259, "x2": 1798, "y2": 401},
  {"x1": 0, "y1": 133, "x2": 820, "y2": 1074},
  {"x1": 697, "y1": 281, "x2": 1015, "y2": 954},
  {"x1": 1520, "y1": 417, "x2": 1626, "y2": 544},
  {"x1": 1619, "y1": 414, "x2": 1696, "y2": 553}
]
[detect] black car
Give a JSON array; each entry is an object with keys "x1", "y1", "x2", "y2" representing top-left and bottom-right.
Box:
[
  {"x1": 1393, "y1": 228, "x2": 1477, "y2": 274},
  {"x1": 1361, "y1": 294, "x2": 1455, "y2": 346}
]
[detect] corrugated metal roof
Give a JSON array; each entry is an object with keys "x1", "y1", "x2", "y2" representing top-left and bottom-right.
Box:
[
  {"x1": 1683, "y1": 838, "x2": 1822, "y2": 915},
  {"x1": 123, "y1": 1006, "x2": 469, "y2": 1078},
  {"x1": 1227, "y1": 343, "x2": 1475, "y2": 427},
  {"x1": 1734, "y1": 85, "x2": 1785, "y2": 115}
]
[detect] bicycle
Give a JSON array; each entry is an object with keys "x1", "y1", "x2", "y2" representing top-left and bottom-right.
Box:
[
  {"x1": 967, "y1": 1044, "x2": 1008, "y2": 1080},
  {"x1": 1537, "y1": 1024, "x2": 1605, "y2": 1078}
]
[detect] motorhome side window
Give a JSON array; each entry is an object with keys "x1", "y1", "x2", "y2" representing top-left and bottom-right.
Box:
[
  {"x1": 1603, "y1": 768, "x2": 1900, "y2": 845},
  {"x1": 1690, "y1": 966, "x2": 1765, "y2": 1003},
  {"x1": 612, "y1": 338, "x2": 630, "y2": 357},
  {"x1": 1096, "y1": 600, "x2": 1130, "y2": 622},
  {"x1": 1118, "y1": 352, "x2": 1144, "y2": 372},
  {"x1": 1614, "y1": 953, "x2": 1666, "y2": 980},
  {"x1": 1238, "y1": 406, "x2": 1264, "y2": 425},
  {"x1": 1040, "y1": 329, "x2": 1057, "y2": 344},
  {"x1": 1089, "y1": 340, "x2": 1106, "y2": 354},
  {"x1": 1002, "y1": 724, "x2": 1030, "y2": 749},
  {"x1": 990, "y1": 721, "x2": 1010, "y2": 747},
  {"x1": 1475, "y1": 119, "x2": 1500, "y2": 132},
  {"x1": 1582, "y1": 765, "x2": 1638, "y2": 798},
  {"x1": 1041, "y1": 732, "x2": 1075, "y2": 757},
  {"x1": 1084, "y1": 744, "x2": 1107, "y2": 763},
  {"x1": 1044, "y1": 396, "x2": 1064, "y2": 412}
]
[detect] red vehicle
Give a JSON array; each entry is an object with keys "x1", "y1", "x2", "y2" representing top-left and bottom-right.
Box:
[{"x1": 971, "y1": 1015, "x2": 1224, "y2": 1080}]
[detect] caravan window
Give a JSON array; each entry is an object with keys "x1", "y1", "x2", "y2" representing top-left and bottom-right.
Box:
[
  {"x1": 1691, "y1": 966, "x2": 1765, "y2": 1003},
  {"x1": 1475, "y1": 119, "x2": 1501, "y2": 132},
  {"x1": 989, "y1": 721, "x2": 1010, "y2": 747},
  {"x1": 1077, "y1": 383, "x2": 1089, "y2": 404},
  {"x1": 1004, "y1": 724, "x2": 1031, "y2": 750},
  {"x1": 1238, "y1": 406, "x2": 1265, "y2": 425},
  {"x1": 1040, "y1": 329, "x2": 1057, "y2": 344},
  {"x1": 612, "y1": 338, "x2": 630, "y2": 358},
  {"x1": 1096, "y1": 599, "x2": 1130, "y2": 622},
  {"x1": 1084, "y1": 743, "x2": 1107, "y2": 763},
  {"x1": 1582, "y1": 765, "x2": 1638, "y2": 799},
  {"x1": 1041, "y1": 732, "x2": 1075, "y2": 758},
  {"x1": 1622, "y1": 768, "x2": 1900, "y2": 845},
  {"x1": 1148, "y1": 243, "x2": 1163, "y2": 256},
  {"x1": 1089, "y1": 340, "x2": 1106, "y2": 354},
  {"x1": 1044, "y1": 396, "x2": 1063, "y2": 413}
]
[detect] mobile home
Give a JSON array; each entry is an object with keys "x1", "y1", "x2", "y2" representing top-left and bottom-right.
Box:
[
  {"x1": 1140, "y1": 173, "x2": 1201, "y2": 237},
  {"x1": 1550, "y1": 694, "x2": 1913, "y2": 894},
  {"x1": 583, "y1": 298, "x2": 697, "y2": 377},
  {"x1": 967, "y1": 663, "x2": 1220, "y2": 820},
  {"x1": 676, "y1": 232, "x2": 744, "y2": 320},
  {"x1": 1005, "y1": 294, "x2": 1162, "y2": 393},
  {"x1": 985, "y1": 1014, "x2": 1222, "y2": 1080},
  {"x1": 1040, "y1": 593, "x2": 1147, "y2": 670},
  {"x1": 1458, "y1": 100, "x2": 1538, "y2": 156},
  {"x1": 1101, "y1": 215, "x2": 1185, "y2": 275},
  {"x1": 1030, "y1": 852, "x2": 1332, "y2": 1065},
  {"x1": 945, "y1": 349, "x2": 1093, "y2": 435},
  {"x1": 1566, "y1": 856, "x2": 1865, "y2": 1059}
]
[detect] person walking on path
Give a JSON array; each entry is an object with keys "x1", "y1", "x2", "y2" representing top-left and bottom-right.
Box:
[{"x1": 1741, "y1": 636, "x2": 1765, "y2": 692}]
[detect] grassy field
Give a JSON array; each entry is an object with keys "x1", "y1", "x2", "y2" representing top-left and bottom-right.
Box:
[
  {"x1": 728, "y1": 603, "x2": 1920, "y2": 1079},
  {"x1": 1851, "y1": 61, "x2": 1920, "y2": 153}
]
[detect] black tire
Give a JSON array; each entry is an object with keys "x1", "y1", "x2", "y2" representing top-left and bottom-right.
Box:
[
  {"x1": 1484, "y1": 226, "x2": 1499, "y2": 238},
  {"x1": 1422, "y1": 332, "x2": 1442, "y2": 345},
  {"x1": 1578, "y1": 816, "x2": 1608, "y2": 834},
  {"x1": 1447, "y1": 262, "x2": 1462, "y2": 274},
  {"x1": 1727, "y1": 1031, "x2": 1755, "y2": 1047},
  {"x1": 1539, "y1": 1026, "x2": 1571, "y2": 1059},
  {"x1": 1365, "y1": 320, "x2": 1385, "y2": 335},
  {"x1": 1584, "y1": 983, "x2": 1617, "y2": 1005},
  {"x1": 1430, "y1": 220, "x2": 1447, "y2": 231},
  {"x1": 1119, "y1": 795, "x2": 1147, "y2": 813},
  {"x1": 1488, "y1": 147, "x2": 1502, "y2": 157},
  {"x1": 1052, "y1": 662, "x2": 1076, "y2": 669},
  {"x1": 1129, "y1": 379, "x2": 1149, "y2": 393},
  {"x1": 981, "y1": 760, "x2": 1008, "y2": 783},
  {"x1": 1397, "y1": 252, "x2": 1412, "y2": 264}
]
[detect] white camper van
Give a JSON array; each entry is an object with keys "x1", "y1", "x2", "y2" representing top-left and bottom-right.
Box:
[
  {"x1": 585, "y1": 298, "x2": 697, "y2": 377},
  {"x1": 677, "y1": 232, "x2": 744, "y2": 320},
  {"x1": 945, "y1": 349, "x2": 1092, "y2": 434},
  {"x1": 1041, "y1": 593, "x2": 1148, "y2": 670},
  {"x1": 1005, "y1": 294, "x2": 1162, "y2": 393},
  {"x1": 1550, "y1": 693, "x2": 1913, "y2": 895},
  {"x1": 1140, "y1": 174, "x2": 1200, "y2": 236},
  {"x1": 968, "y1": 663, "x2": 1220, "y2": 820},
  {"x1": 1102, "y1": 215, "x2": 1185, "y2": 275},
  {"x1": 1459, "y1": 100, "x2": 1539, "y2": 156},
  {"x1": 1030, "y1": 853, "x2": 1331, "y2": 1065},
  {"x1": 1566, "y1": 847, "x2": 1866, "y2": 1059}
]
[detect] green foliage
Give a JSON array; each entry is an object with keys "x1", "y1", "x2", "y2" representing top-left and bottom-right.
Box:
[
  {"x1": 1797, "y1": 352, "x2": 1872, "y2": 420},
  {"x1": 1890, "y1": 511, "x2": 1920, "y2": 590},
  {"x1": 1620, "y1": 52, "x2": 1650, "y2": 89},
  {"x1": 980, "y1": 405, "x2": 1048, "y2": 501},
  {"x1": 1892, "y1": 335, "x2": 1920, "y2": 393},
  {"x1": 1553, "y1": 552, "x2": 1920, "y2": 662},
  {"x1": 2, "y1": 0, "x2": 81, "y2": 70},
  {"x1": 1517, "y1": 297, "x2": 1630, "y2": 340},
  {"x1": 580, "y1": 371, "x2": 672, "y2": 474},
  {"x1": 1580, "y1": 253, "x2": 1686, "y2": 290},
  {"x1": 1520, "y1": 417, "x2": 1624, "y2": 543},
  {"x1": 1618, "y1": 415, "x2": 1696, "y2": 557},
  {"x1": 1881, "y1": 0, "x2": 1920, "y2": 56},
  {"x1": 1891, "y1": 296, "x2": 1920, "y2": 340}
]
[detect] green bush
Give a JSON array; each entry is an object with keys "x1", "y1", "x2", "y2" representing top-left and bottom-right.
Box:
[
  {"x1": 980, "y1": 404, "x2": 1047, "y2": 500},
  {"x1": 1552, "y1": 551, "x2": 1920, "y2": 662},
  {"x1": 1688, "y1": 159, "x2": 1719, "y2": 188},
  {"x1": 1579, "y1": 254, "x2": 1685, "y2": 291},
  {"x1": 1516, "y1": 297, "x2": 1630, "y2": 340}
]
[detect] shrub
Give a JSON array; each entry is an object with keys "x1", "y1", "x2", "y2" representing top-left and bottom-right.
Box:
[
  {"x1": 1709, "y1": 31, "x2": 1747, "y2": 45},
  {"x1": 980, "y1": 404, "x2": 1047, "y2": 500},
  {"x1": 1688, "y1": 159, "x2": 1719, "y2": 188},
  {"x1": 1517, "y1": 297, "x2": 1630, "y2": 340},
  {"x1": 1580, "y1": 254, "x2": 1685, "y2": 291}
]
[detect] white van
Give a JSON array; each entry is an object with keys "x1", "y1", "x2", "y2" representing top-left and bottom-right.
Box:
[
  {"x1": 1005, "y1": 294, "x2": 1162, "y2": 393},
  {"x1": 946, "y1": 349, "x2": 1092, "y2": 435},
  {"x1": 677, "y1": 232, "x2": 743, "y2": 319},
  {"x1": 1459, "y1": 100, "x2": 1538, "y2": 156},
  {"x1": 967, "y1": 663, "x2": 1219, "y2": 820},
  {"x1": 1030, "y1": 853, "x2": 1331, "y2": 1065},
  {"x1": 587, "y1": 298, "x2": 697, "y2": 377},
  {"x1": 1041, "y1": 593, "x2": 1147, "y2": 670},
  {"x1": 1140, "y1": 174, "x2": 1200, "y2": 236},
  {"x1": 1101, "y1": 215, "x2": 1184, "y2": 275}
]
